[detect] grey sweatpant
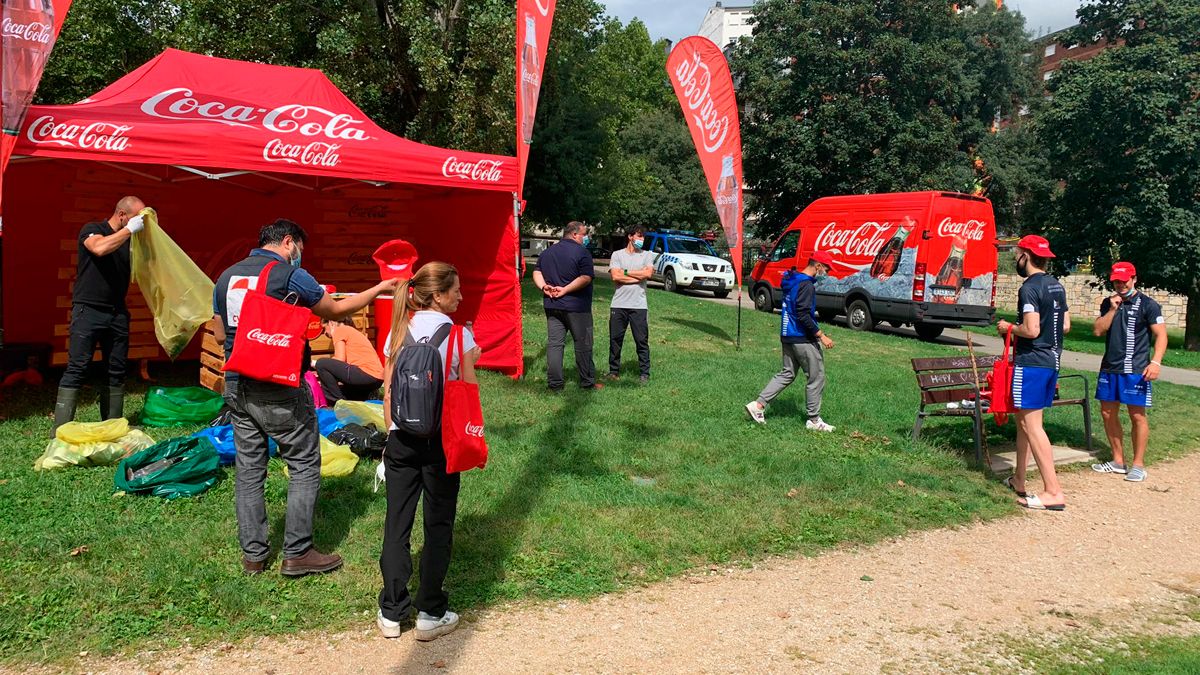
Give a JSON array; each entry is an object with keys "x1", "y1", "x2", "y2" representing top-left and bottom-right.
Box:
[{"x1": 757, "y1": 341, "x2": 826, "y2": 420}]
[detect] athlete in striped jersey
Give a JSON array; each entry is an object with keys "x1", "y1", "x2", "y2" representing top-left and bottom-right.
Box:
[
  {"x1": 997, "y1": 235, "x2": 1070, "y2": 511},
  {"x1": 1090, "y1": 262, "x2": 1168, "y2": 483}
]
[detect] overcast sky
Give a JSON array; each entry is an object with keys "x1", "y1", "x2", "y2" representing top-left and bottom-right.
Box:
[{"x1": 606, "y1": 0, "x2": 1087, "y2": 43}]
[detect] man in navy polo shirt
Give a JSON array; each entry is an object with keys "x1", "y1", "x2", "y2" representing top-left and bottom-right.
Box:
[
  {"x1": 532, "y1": 221, "x2": 602, "y2": 391},
  {"x1": 1090, "y1": 262, "x2": 1168, "y2": 483},
  {"x1": 997, "y1": 235, "x2": 1071, "y2": 511}
]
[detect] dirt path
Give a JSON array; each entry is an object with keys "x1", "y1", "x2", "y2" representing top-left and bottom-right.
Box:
[{"x1": 78, "y1": 455, "x2": 1200, "y2": 674}]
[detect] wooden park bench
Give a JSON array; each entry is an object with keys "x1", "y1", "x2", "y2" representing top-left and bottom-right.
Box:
[{"x1": 910, "y1": 354, "x2": 1093, "y2": 466}]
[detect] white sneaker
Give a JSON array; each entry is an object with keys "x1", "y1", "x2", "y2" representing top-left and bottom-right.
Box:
[
  {"x1": 806, "y1": 418, "x2": 836, "y2": 432},
  {"x1": 415, "y1": 610, "x2": 459, "y2": 642},
  {"x1": 745, "y1": 401, "x2": 766, "y2": 424},
  {"x1": 377, "y1": 609, "x2": 403, "y2": 639}
]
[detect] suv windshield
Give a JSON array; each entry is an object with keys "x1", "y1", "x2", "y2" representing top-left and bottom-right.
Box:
[{"x1": 669, "y1": 237, "x2": 716, "y2": 256}]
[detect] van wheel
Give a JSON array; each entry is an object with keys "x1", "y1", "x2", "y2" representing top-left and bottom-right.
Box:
[
  {"x1": 818, "y1": 309, "x2": 838, "y2": 323},
  {"x1": 753, "y1": 286, "x2": 773, "y2": 312},
  {"x1": 664, "y1": 269, "x2": 678, "y2": 293},
  {"x1": 888, "y1": 320, "x2": 904, "y2": 329},
  {"x1": 914, "y1": 322, "x2": 945, "y2": 341},
  {"x1": 846, "y1": 299, "x2": 875, "y2": 332}
]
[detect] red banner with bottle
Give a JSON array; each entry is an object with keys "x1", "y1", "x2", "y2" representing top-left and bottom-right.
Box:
[
  {"x1": 516, "y1": 0, "x2": 555, "y2": 195},
  {"x1": 665, "y1": 36, "x2": 744, "y2": 289},
  {"x1": 1, "y1": 0, "x2": 72, "y2": 227}
]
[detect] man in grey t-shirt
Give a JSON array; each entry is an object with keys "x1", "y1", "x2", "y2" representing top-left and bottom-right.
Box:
[{"x1": 607, "y1": 227, "x2": 655, "y2": 382}]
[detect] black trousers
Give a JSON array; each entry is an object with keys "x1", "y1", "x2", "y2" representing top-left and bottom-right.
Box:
[
  {"x1": 61, "y1": 304, "x2": 129, "y2": 389},
  {"x1": 314, "y1": 358, "x2": 383, "y2": 405},
  {"x1": 545, "y1": 308, "x2": 595, "y2": 390},
  {"x1": 378, "y1": 430, "x2": 461, "y2": 622},
  {"x1": 608, "y1": 308, "x2": 650, "y2": 377}
]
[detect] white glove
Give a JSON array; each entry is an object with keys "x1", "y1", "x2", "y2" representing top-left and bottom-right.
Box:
[{"x1": 126, "y1": 215, "x2": 145, "y2": 233}]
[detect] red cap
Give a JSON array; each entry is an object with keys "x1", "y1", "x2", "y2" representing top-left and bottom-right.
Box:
[
  {"x1": 1016, "y1": 234, "x2": 1055, "y2": 258},
  {"x1": 810, "y1": 250, "x2": 836, "y2": 267},
  {"x1": 1109, "y1": 261, "x2": 1136, "y2": 282},
  {"x1": 372, "y1": 239, "x2": 419, "y2": 280}
]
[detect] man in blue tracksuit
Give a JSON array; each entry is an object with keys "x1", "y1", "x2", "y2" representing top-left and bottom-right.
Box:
[{"x1": 746, "y1": 251, "x2": 837, "y2": 431}]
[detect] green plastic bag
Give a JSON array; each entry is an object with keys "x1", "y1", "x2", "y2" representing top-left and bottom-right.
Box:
[
  {"x1": 141, "y1": 386, "x2": 224, "y2": 427},
  {"x1": 114, "y1": 436, "x2": 221, "y2": 499},
  {"x1": 131, "y1": 207, "x2": 216, "y2": 359}
]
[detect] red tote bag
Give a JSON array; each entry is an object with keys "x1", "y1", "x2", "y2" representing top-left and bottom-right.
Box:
[
  {"x1": 986, "y1": 326, "x2": 1015, "y2": 425},
  {"x1": 441, "y1": 325, "x2": 488, "y2": 473},
  {"x1": 222, "y1": 261, "x2": 311, "y2": 387}
]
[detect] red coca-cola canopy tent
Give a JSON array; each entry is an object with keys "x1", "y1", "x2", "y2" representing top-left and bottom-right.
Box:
[{"x1": 2, "y1": 49, "x2": 524, "y2": 375}]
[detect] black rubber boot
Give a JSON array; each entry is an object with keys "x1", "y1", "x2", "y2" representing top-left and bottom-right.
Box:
[
  {"x1": 102, "y1": 386, "x2": 125, "y2": 421},
  {"x1": 52, "y1": 387, "x2": 80, "y2": 438}
]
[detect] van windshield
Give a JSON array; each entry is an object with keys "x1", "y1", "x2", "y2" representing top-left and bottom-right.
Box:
[{"x1": 670, "y1": 238, "x2": 716, "y2": 256}]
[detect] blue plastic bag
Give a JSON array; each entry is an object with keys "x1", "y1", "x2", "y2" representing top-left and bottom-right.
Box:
[
  {"x1": 193, "y1": 425, "x2": 276, "y2": 466},
  {"x1": 317, "y1": 408, "x2": 347, "y2": 437}
]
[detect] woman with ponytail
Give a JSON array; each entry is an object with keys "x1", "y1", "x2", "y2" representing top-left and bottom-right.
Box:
[{"x1": 377, "y1": 261, "x2": 480, "y2": 642}]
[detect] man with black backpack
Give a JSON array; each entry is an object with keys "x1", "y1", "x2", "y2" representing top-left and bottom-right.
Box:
[{"x1": 213, "y1": 219, "x2": 397, "y2": 577}]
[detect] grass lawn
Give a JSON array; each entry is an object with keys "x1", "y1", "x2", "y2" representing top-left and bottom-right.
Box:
[
  {"x1": 971, "y1": 308, "x2": 1200, "y2": 371},
  {"x1": 1003, "y1": 633, "x2": 1200, "y2": 674},
  {"x1": 3, "y1": 281, "x2": 1200, "y2": 666}
]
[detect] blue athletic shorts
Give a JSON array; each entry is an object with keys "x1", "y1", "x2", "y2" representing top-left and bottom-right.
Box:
[
  {"x1": 1012, "y1": 365, "x2": 1058, "y2": 410},
  {"x1": 1096, "y1": 372, "x2": 1152, "y2": 408}
]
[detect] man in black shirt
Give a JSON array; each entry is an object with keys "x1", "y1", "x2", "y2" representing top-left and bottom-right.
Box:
[
  {"x1": 997, "y1": 235, "x2": 1071, "y2": 511},
  {"x1": 532, "y1": 221, "x2": 602, "y2": 391},
  {"x1": 1090, "y1": 262, "x2": 1168, "y2": 483},
  {"x1": 53, "y1": 196, "x2": 146, "y2": 435}
]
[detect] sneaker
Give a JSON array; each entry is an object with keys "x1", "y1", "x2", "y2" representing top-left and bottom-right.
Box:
[
  {"x1": 377, "y1": 610, "x2": 403, "y2": 639},
  {"x1": 605, "y1": 373, "x2": 620, "y2": 381},
  {"x1": 745, "y1": 401, "x2": 766, "y2": 424},
  {"x1": 806, "y1": 418, "x2": 836, "y2": 432},
  {"x1": 414, "y1": 610, "x2": 459, "y2": 642},
  {"x1": 639, "y1": 375, "x2": 650, "y2": 385},
  {"x1": 1125, "y1": 466, "x2": 1147, "y2": 482},
  {"x1": 1091, "y1": 460, "x2": 1127, "y2": 474}
]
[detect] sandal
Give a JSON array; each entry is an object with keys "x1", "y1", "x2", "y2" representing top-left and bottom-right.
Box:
[
  {"x1": 1019, "y1": 494, "x2": 1065, "y2": 511},
  {"x1": 1004, "y1": 476, "x2": 1026, "y2": 498}
]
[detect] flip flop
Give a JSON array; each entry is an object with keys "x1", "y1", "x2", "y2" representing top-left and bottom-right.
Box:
[
  {"x1": 1019, "y1": 494, "x2": 1065, "y2": 511},
  {"x1": 1004, "y1": 476, "x2": 1026, "y2": 498}
]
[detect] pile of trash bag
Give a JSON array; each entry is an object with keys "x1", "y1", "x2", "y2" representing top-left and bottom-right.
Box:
[
  {"x1": 34, "y1": 419, "x2": 156, "y2": 471},
  {"x1": 114, "y1": 436, "x2": 221, "y2": 499},
  {"x1": 141, "y1": 387, "x2": 225, "y2": 427}
]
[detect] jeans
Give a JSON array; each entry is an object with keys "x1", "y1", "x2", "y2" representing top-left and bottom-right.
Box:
[
  {"x1": 314, "y1": 358, "x2": 383, "y2": 405},
  {"x1": 224, "y1": 377, "x2": 322, "y2": 561},
  {"x1": 608, "y1": 308, "x2": 650, "y2": 378},
  {"x1": 757, "y1": 341, "x2": 826, "y2": 420},
  {"x1": 379, "y1": 430, "x2": 461, "y2": 622},
  {"x1": 545, "y1": 309, "x2": 596, "y2": 389},
  {"x1": 61, "y1": 304, "x2": 129, "y2": 389}
]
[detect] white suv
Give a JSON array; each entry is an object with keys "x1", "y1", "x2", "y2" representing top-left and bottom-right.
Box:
[{"x1": 644, "y1": 231, "x2": 736, "y2": 299}]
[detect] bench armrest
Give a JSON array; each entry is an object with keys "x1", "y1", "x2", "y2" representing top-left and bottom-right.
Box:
[{"x1": 1057, "y1": 373, "x2": 1090, "y2": 400}]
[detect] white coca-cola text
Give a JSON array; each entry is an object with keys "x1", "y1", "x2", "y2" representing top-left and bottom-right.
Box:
[
  {"x1": 441, "y1": 157, "x2": 504, "y2": 182},
  {"x1": 672, "y1": 51, "x2": 730, "y2": 154},
  {"x1": 464, "y1": 422, "x2": 485, "y2": 438},
  {"x1": 533, "y1": 0, "x2": 552, "y2": 17},
  {"x1": 936, "y1": 217, "x2": 987, "y2": 242},
  {"x1": 262, "y1": 138, "x2": 342, "y2": 167},
  {"x1": 140, "y1": 88, "x2": 369, "y2": 141},
  {"x1": 1, "y1": 18, "x2": 52, "y2": 44},
  {"x1": 245, "y1": 329, "x2": 293, "y2": 348},
  {"x1": 25, "y1": 116, "x2": 132, "y2": 152},
  {"x1": 815, "y1": 221, "x2": 893, "y2": 259}
]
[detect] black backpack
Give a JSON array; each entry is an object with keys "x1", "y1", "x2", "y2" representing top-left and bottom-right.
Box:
[{"x1": 388, "y1": 323, "x2": 453, "y2": 437}]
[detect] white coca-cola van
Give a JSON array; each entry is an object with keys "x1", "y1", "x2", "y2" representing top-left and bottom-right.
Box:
[{"x1": 749, "y1": 191, "x2": 997, "y2": 341}]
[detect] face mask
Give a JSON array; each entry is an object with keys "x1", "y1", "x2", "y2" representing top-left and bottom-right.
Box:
[
  {"x1": 1016, "y1": 255, "x2": 1029, "y2": 278},
  {"x1": 633, "y1": 238, "x2": 644, "y2": 250},
  {"x1": 582, "y1": 236, "x2": 591, "y2": 248},
  {"x1": 1121, "y1": 288, "x2": 1136, "y2": 298},
  {"x1": 289, "y1": 248, "x2": 302, "y2": 268}
]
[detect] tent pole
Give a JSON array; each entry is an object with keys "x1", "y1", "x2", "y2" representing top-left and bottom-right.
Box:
[{"x1": 736, "y1": 291, "x2": 742, "y2": 350}]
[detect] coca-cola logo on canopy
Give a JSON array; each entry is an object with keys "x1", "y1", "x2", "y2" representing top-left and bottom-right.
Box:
[
  {"x1": 25, "y1": 116, "x2": 133, "y2": 152},
  {"x1": 1, "y1": 18, "x2": 53, "y2": 44},
  {"x1": 140, "y1": 88, "x2": 370, "y2": 142},
  {"x1": 936, "y1": 217, "x2": 987, "y2": 242},
  {"x1": 442, "y1": 157, "x2": 504, "y2": 183},
  {"x1": 672, "y1": 51, "x2": 730, "y2": 154},
  {"x1": 245, "y1": 328, "x2": 293, "y2": 348},
  {"x1": 815, "y1": 221, "x2": 895, "y2": 259},
  {"x1": 262, "y1": 138, "x2": 342, "y2": 168}
]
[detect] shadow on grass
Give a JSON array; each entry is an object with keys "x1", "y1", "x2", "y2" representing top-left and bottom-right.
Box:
[
  {"x1": 911, "y1": 414, "x2": 1098, "y2": 469},
  {"x1": 663, "y1": 317, "x2": 735, "y2": 344}
]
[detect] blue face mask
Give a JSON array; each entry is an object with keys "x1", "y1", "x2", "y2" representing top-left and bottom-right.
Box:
[
  {"x1": 290, "y1": 250, "x2": 302, "y2": 268},
  {"x1": 633, "y1": 238, "x2": 644, "y2": 250},
  {"x1": 582, "y1": 236, "x2": 591, "y2": 248}
]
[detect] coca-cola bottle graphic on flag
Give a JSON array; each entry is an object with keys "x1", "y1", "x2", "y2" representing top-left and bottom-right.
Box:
[
  {"x1": 715, "y1": 155, "x2": 739, "y2": 243},
  {"x1": 931, "y1": 235, "x2": 968, "y2": 304},
  {"x1": 2, "y1": 0, "x2": 56, "y2": 136},
  {"x1": 869, "y1": 217, "x2": 913, "y2": 280},
  {"x1": 519, "y1": 13, "x2": 540, "y2": 145}
]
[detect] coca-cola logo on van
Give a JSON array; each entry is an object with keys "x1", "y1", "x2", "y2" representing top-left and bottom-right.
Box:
[
  {"x1": 245, "y1": 328, "x2": 293, "y2": 348},
  {"x1": 25, "y1": 116, "x2": 133, "y2": 152},
  {"x1": 442, "y1": 157, "x2": 504, "y2": 183},
  {"x1": 1, "y1": 18, "x2": 53, "y2": 44},
  {"x1": 672, "y1": 51, "x2": 729, "y2": 154},
  {"x1": 262, "y1": 138, "x2": 342, "y2": 168},
  {"x1": 936, "y1": 218, "x2": 987, "y2": 242},
  {"x1": 815, "y1": 221, "x2": 893, "y2": 259},
  {"x1": 140, "y1": 88, "x2": 370, "y2": 142}
]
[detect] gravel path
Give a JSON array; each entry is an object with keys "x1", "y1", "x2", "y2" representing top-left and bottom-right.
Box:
[{"x1": 74, "y1": 453, "x2": 1200, "y2": 674}]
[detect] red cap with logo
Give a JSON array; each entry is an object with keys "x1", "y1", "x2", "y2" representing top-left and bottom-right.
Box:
[
  {"x1": 1109, "y1": 261, "x2": 1136, "y2": 282},
  {"x1": 1016, "y1": 234, "x2": 1055, "y2": 258},
  {"x1": 810, "y1": 250, "x2": 836, "y2": 268}
]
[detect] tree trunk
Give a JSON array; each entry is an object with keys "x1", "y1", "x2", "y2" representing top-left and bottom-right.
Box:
[{"x1": 1187, "y1": 286, "x2": 1200, "y2": 351}]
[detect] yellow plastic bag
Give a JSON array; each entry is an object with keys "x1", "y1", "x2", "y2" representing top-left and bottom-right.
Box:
[
  {"x1": 34, "y1": 429, "x2": 157, "y2": 471},
  {"x1": 282, "y1": 436, "x2": 360, "y2": 478},
  {"x1": 131, "y1": 207, "x2": 216, "y2": 359},
  {"x1": 56, "y1": 418, "x2": 129, "y2": 444},
  {"x1": 333, "y1": 400, "x2": 386, "y2": 432}
]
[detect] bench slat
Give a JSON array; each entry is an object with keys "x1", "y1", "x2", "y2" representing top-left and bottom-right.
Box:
[
  {"x1": 917, "y1": 371, "x2": 987, "y2": 390},
  {"x1": 922, "y1": 388, "x2": 980, "y2": 405},
  {"x1": 911, "y1": 355, "x2": 1000, "y2": 372}
]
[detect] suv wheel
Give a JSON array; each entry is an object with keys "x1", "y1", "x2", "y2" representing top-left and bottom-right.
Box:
[
  {"x1": 713, "y1": 289, "x2": 730, "y2": 299},
  {"x1": 914, "y1": 322, "x2": 945, "y2": 341},
  {"x1": 664, "y1": 268, "x2": 679, "y2": 293},
  {"x1": 753, "y1": 286, "x2": 773, "y2": 312},
  {"x1": 846, "y1": 299, "x2": 875, "y2": 332}
]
